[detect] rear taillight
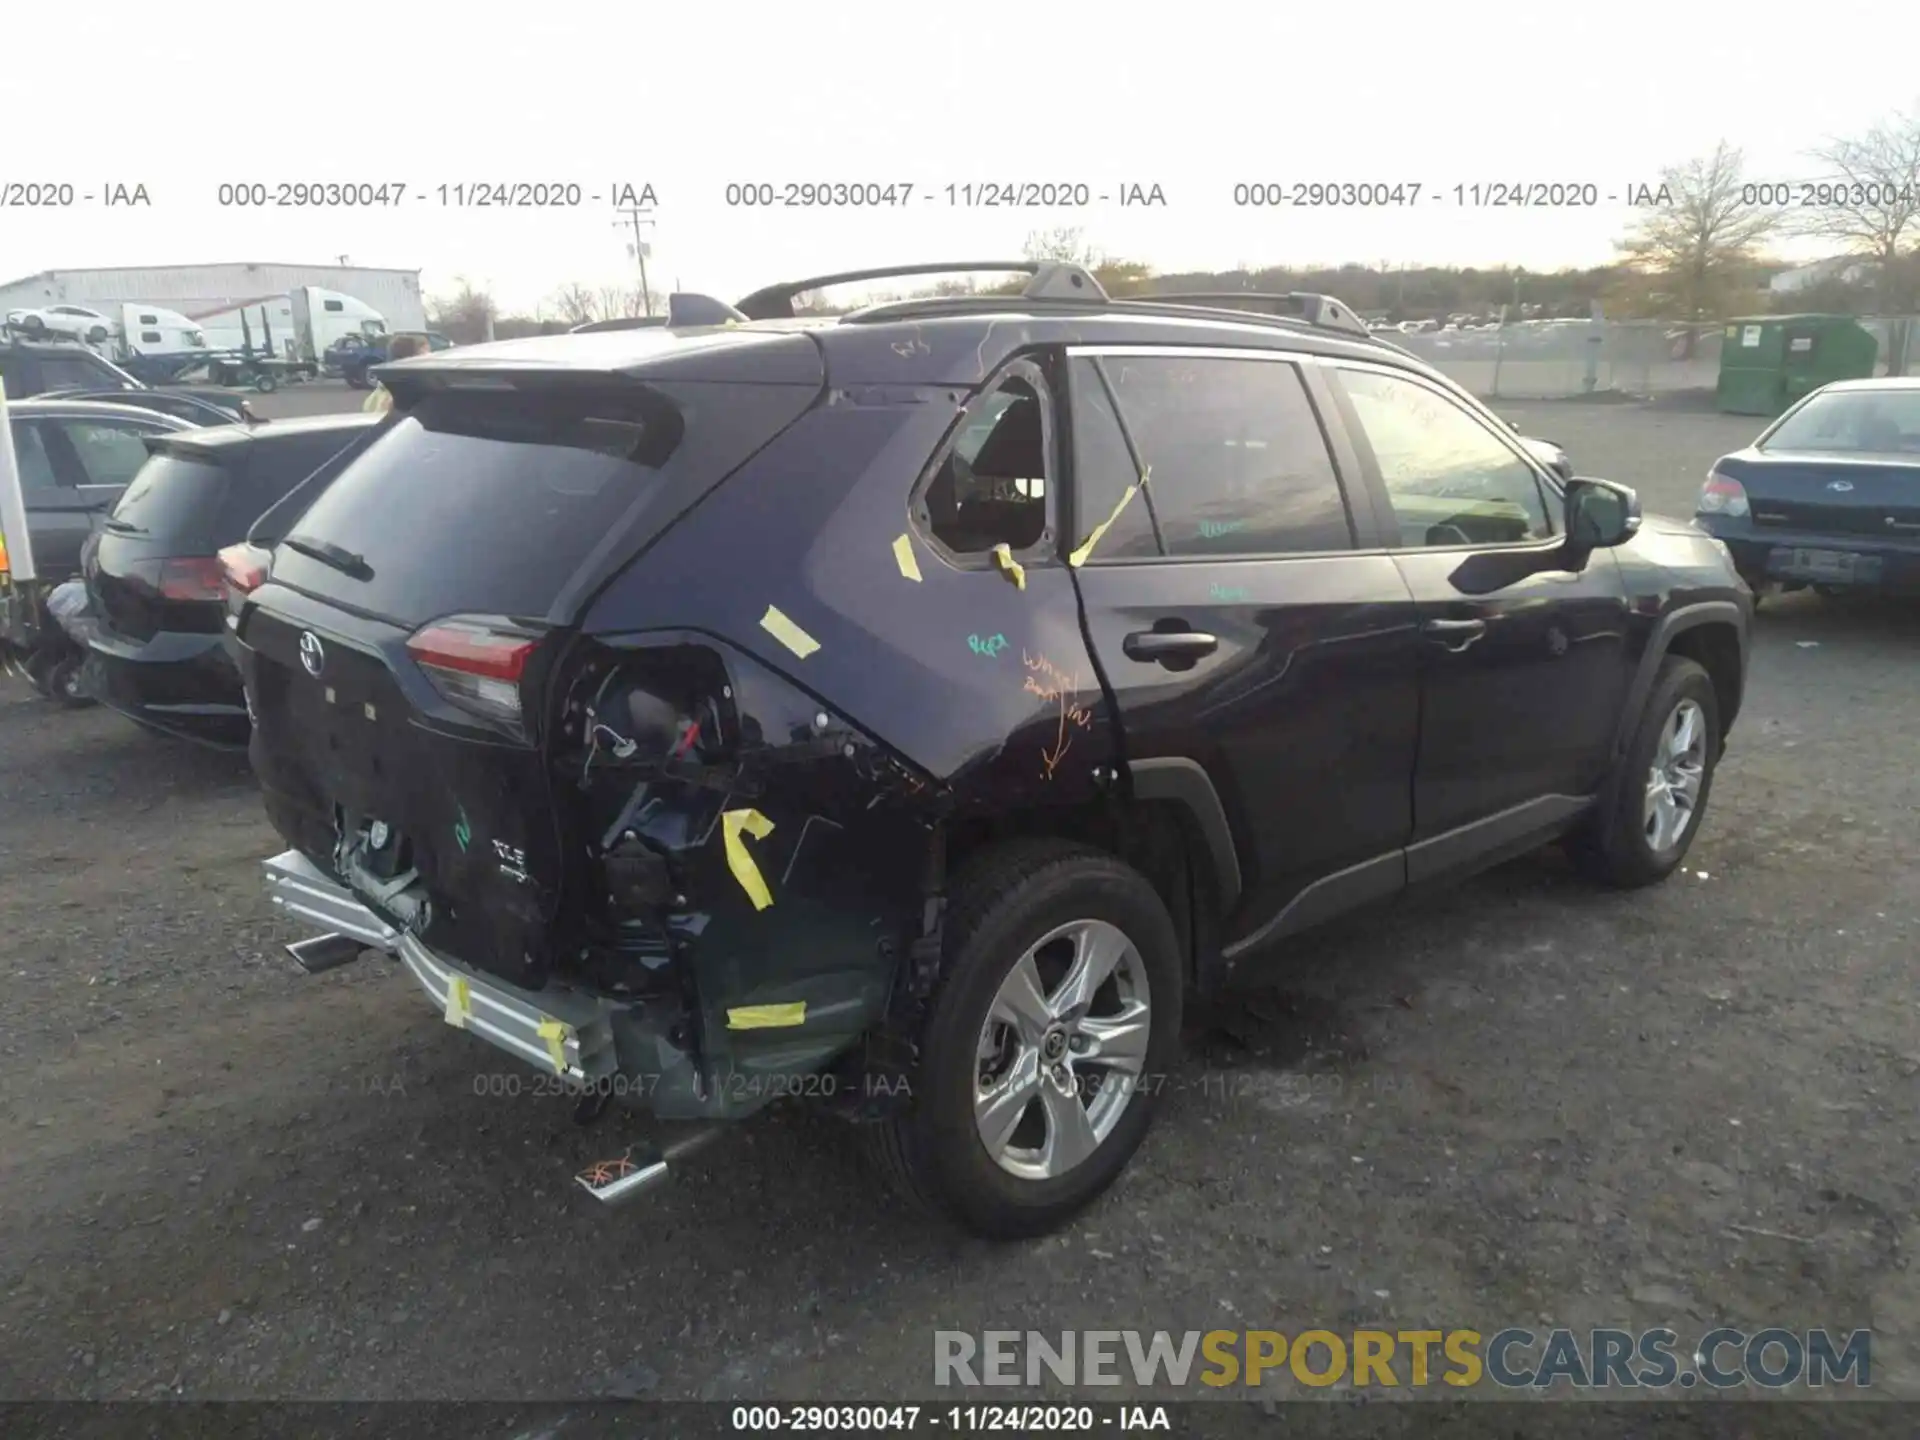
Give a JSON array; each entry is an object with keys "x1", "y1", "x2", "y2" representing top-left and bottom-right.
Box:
[
  {"x1": 128, "y1": 556, "x2": 226, "y2": 601},
  {"x1": 218, "y1": 542, "x2": 270, "y2": 595},
  {"x1": 1696, "y1": 469, "x2": 1749, "y2": 518},
  {"x1": 406, "y1": 618, "x2": 540, "y2": 729}
]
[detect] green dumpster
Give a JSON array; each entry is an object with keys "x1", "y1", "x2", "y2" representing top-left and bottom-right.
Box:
[{"x1": 1716, "y1": 313, "x2": 1878, "y2": 417}]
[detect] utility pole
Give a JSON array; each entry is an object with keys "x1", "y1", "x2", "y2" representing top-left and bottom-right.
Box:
[{"x1": 612, "y1": 206, "x2": 656, "y2": 316}]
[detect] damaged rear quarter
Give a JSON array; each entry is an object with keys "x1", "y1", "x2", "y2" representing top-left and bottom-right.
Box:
[{"x1": 546, "y1": 627, "x2": 946, "y2": 1120}]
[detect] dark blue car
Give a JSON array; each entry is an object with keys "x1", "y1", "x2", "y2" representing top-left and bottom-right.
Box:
[
  {"x1": 1696, "y1": 377, "x2": 1920, "y2": 597},
  {"x1": 333, "y1": 331, "x2": 454, "y2": 389}
]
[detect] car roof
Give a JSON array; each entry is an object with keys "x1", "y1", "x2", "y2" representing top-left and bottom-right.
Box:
[
  {"x1": 1813, "y1": 376, "x2": 1920, "y2": 393},
  {"x1": 384, "y1": 302, "x2": 1437, "y2": 392},
  {"x1": 156, "y1": 410, "x2": 380, "y2": 453},
  {"x1": 8, "y1": 398, "x2": 195, "y2": 426}
]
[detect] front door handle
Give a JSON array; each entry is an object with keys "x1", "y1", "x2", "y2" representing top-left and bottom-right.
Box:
[
  {"x1": 1123, "y1": 629, "x2": 1219, "y2": 664},
  {"x1": 1423, "y1": 617, "x2": 1487, "y2": 652}
]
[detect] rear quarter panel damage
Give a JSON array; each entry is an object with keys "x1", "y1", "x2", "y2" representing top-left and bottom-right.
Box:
[{"x1": 571, "y1": 383, "x2": 1118, "y2": 1108}]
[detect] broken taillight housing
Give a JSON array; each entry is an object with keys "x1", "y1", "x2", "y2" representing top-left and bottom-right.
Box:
[{"x1": 407, "y1": 617, "x2": 541, "y2": 730}]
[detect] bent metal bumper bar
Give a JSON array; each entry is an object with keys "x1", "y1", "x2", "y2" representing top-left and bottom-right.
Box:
[{"x1": 262, "y1": 849, "x2": 619, "y2": 1085}]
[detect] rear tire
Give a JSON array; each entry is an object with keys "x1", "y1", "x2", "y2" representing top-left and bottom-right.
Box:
[
  {"x1": 865, "y1": 839, "x2": 1183, "y2": 1240},
  {"x1": 1571, "y1": 656, "x2": 1720, "y2": 888},
  {"x1": 48, "y1": 654, "x2": 95, "y2": 709}
]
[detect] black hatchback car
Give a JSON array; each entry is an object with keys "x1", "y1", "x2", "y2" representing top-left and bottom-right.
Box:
[
  {"x1": 85, "y1": 412, "x2": 380, "y2": 745},
  {"x1": 240, "y1": 263, "x2": 1752, "y2": 1239}
]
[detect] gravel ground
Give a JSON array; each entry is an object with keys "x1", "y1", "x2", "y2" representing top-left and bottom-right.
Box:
[{"x1": 1, "y1": 399, "x2": 1916, "y2": 1416}]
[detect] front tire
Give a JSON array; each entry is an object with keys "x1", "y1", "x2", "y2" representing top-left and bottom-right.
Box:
[
  {"x1": 1571, "y1": 656, "x2": 1720, "y2": 888},
  {"x1": 867, "y1": 840, "x2": 1183, "y2": 1240}
]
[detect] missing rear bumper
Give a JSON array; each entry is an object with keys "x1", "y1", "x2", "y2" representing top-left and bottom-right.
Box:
[{"x1": 262, "y1": 848, "x2": 620, "y2": 1083}]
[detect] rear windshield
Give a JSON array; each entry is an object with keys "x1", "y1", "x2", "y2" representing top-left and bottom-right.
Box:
[
  {"x1": 108, "y1": 453, "x2": 232, "y2": 540},
  {"x1": 215, "y1": 430, "x2": 363, "y2": 538},
  {"x1": 1764, "y1": 390, "x2": 1920, "y2": 455},
  {"x1": 271, "y1": 382, "x2": 815, "y2": 625}
]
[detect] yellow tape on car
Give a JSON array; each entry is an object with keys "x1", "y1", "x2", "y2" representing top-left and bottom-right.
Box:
[
  {"x1": 727, "y1": 1002, "x2": 808, "y2": 1030},
  {"x1": 536, "y1": 1018, "x2": 570, "y2": 1076},
  {"x1": 760, "y1": 605, "x2": 821, "y2": 659},
  {"x1": 722, "y1": 808, "x2": 776, "y2": 910},
  {"x1": 443, "y1": 977, "x2": 471, "y2": 1029},
  {"x1": 892, "y1": 533, "x2": 923, "y2": 582}
]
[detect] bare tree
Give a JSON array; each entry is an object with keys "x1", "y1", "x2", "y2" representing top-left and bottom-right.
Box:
[
  {"x1": 592, "y1": 284, "x2": 649, "y2": 320},
  {"x1": 1023, "y1": 226, "x2": 1100, "y2": 266},
  {"x1": 551, "y1": 282, "x2": 598, "y2": 326},
  {"x1": 426, "y1": 277, "x2": 499, "y2": 345},
  {"x1": 1615, "y1": 142, "x2": 1782, "y2": 353},
  {"x1": 1797, "y1": 106, "x2": 1920, "y2": 311}
]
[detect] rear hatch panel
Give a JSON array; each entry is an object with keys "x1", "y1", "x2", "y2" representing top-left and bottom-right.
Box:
[
  {"x1": 242, "y1": 590, "x2": 560, "y2": 988},
  {"x1": 238, "y1": 352, "x2": 825, "y2": 990}
]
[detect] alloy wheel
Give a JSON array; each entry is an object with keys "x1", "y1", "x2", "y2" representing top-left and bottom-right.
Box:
[
  {"x1": 1643, "y1": 697, "x2": 1707, "y2": 854},
  {"x1": 973, "y1": 918, "x2": 1152, "y2": 1181}
]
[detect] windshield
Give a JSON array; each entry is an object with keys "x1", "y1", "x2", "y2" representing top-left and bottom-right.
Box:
[{"x1": 1763, "y1": 389, "x2": 1920, "y2": 455}]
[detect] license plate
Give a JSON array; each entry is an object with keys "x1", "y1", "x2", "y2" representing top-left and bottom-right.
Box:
[{"x1": 1774, "y1": 548, "x2": 1878, "y2": 582}]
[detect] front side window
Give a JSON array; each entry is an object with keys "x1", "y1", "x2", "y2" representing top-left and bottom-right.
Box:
[
  {"x1": 1089, "y1": 354, "x2": 1353, "y2": 557},
  {"x1": 922, "y1": 373, "x2": 1050, "y2": 554},
  {"x1": 1337, "y1": 367, "x2": 1554, "y2": 548}
]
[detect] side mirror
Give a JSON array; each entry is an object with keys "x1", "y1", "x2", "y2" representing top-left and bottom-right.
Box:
[{"x1": 1565, "y1": 477, "x2": 1641, "y2": 550}]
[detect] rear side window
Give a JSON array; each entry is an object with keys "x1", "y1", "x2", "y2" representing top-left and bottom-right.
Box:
[
  {"x1": 275, "y1": 382, "x2": 813, "y2": 625},
  {"x1": 36, "y1": 356, "x2": 117, "y2": 392},
  {"x1": 109, "y1": 453, "x2": 233, "y2": 540},
  {"x1": 922, "y1": 375, "x2": 1050, "y2": 555},
  {"x1": 1097, "y1": 355, "x2": 1354, "y2": 556},
  {"x1": 59, "y1": 420, "x2": 159, "y2": 486},
  {"x1": 13, "y1": 423, "x2": 63, "y2": 491}
]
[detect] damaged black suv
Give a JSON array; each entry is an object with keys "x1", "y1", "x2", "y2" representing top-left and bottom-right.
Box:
[{"x1": 238, "y1": 262, "x2": 1751, "y2": 1239}]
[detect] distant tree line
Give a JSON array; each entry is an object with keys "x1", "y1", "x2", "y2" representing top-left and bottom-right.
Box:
[{"x1": 426, "y1": 101, "x2": 1920, "y2": 343}]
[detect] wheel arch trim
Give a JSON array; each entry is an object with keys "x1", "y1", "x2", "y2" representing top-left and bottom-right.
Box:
[
  {"x1": 1612, "y1": 599, "x2": 1748, "y2": 761},
  {"x1": 1126, "y1": 756, "x2": 1242, "y2": 912}
]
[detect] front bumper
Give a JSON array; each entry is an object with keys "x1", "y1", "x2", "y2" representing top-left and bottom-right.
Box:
[{"x1": 263, "y1": 849, "x2": 620, "y2": 1083}]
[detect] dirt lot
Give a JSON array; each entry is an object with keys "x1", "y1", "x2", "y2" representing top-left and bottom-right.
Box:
[{"x1": 2, "y1": 398, "x2": 1917, "y2": 1413}]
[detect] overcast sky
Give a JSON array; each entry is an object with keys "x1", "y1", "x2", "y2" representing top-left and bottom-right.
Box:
[{"x1": 3, "y1": 0, "x2": 1910, "y2": 315}]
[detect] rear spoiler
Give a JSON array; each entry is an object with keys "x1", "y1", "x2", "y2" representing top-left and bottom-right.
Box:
[{"x1": 734, "y1": 261, "x2": 1104, "y2": 319}]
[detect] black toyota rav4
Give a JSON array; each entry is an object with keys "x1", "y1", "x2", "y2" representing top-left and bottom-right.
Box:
[{"x1": 237, "y1": 262, "x2": 1752, "y2": 1240}]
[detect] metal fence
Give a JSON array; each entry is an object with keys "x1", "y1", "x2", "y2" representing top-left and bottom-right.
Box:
[{"x1": 1399, "y1": 316, "x2": 1917, "y2": 402}]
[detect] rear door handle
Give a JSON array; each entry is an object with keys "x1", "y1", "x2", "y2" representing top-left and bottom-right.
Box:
[
  {"x1": 1423, "y1": 618, "x2": 1487, "y2": 651},
  {"x1": 1123, "y1": 629, "x2": 1219, "y2": 664}
]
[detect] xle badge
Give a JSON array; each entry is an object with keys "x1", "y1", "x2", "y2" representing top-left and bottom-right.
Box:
[{"x1": 453, "y1": 808, "x2": 472, "y2": 853}]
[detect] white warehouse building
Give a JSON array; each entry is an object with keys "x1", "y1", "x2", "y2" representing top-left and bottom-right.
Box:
[{"x1": 0, "y1": 262, "x2": 427, "y2": 333}]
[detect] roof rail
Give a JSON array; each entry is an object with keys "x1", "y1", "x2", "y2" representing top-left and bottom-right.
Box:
[
  {"x1": 1112, "y1": 291, "x2": 1372, "y2": 340},
  {"x1": 733, "y1": 261, "x2": 1107, "y2": 320}
]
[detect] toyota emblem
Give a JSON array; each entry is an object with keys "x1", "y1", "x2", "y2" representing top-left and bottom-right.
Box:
[
  {"x1": 1826, "y1": 480, "x2": 1855, "y2": 492},
  {"x1": 298, "y1": 631, "x2": 326, "y2": 677}
]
